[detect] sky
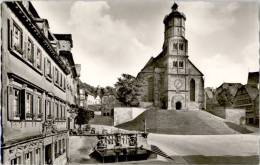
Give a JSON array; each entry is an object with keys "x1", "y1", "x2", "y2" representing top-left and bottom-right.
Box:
[{"x1": 32, "y1": 0, "x2": 259, "y2": 88}]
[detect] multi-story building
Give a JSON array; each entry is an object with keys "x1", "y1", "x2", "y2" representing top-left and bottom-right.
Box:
[
  {"x1": 54, "y1": 34, "x2": 81, "y2": 130},
  {"x1": 1, "y1": 2, "x2": 80, "y2": 164}
]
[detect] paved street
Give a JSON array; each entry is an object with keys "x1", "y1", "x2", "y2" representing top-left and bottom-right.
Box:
[
  {"x1": 148, "y1": 133, "x2": 259, "y2": 156},
  {"x1": 69, "y1": 125, "x2": 259, "y2": 164}
]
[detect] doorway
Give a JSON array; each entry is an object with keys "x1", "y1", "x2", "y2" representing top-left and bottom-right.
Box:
[
  {"x1": 175, "y1": 101, "x2": 182, "y2": 110},
  {"x1": 45, "y1": 144, "x2": 52, "y2": 165}
]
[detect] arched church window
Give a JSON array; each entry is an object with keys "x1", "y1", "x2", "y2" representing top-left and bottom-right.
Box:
[{"x1": 190, "y1": 79, "x2": 195, "y2": 101}]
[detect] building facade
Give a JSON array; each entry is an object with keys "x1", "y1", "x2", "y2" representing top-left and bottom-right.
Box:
[
  {"x1": 137, "y1": 3, "x2": 204, "y2": 110},
  {"x1": 1, "y1": 2, "x2": 80, "y2": 165},
  {"x1": 233, "y1": 72, "x2": 259, "y2": 125}
]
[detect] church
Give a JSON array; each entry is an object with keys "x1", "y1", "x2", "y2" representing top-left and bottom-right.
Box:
[{"x1": 137, "y1": 3, "x2": 204, "y2": 110}]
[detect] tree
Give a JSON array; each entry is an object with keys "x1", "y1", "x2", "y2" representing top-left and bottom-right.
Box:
[
  {"x1": 216, "y1": 88, "x2": 233, "y2": 108},
  {"x1": 74, "y1": 108, "x2": 91, "y2": 129},
  {"x1": 115, "y1": 74, "x2": 142, "y2": 107}
]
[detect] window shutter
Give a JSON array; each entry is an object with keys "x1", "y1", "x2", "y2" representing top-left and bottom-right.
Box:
[
  {"x1": 7, "y1": 86, "x2": 14, "y2": 120},
  {"x1": 23, "y1": 39, "x2": 27, "y2": 59},
  {"x1": 45, "y1": 100, "x2": 48, "y2": 117},
  {"x1": 20, "y1": 89, "x2": 26, "y2": 120},
  {"x1": 44, "y1": 58, "x2": 47, "y2": 76},
  {"x1": 8, "y1": 19, "x2": 13, "y2": 50}
]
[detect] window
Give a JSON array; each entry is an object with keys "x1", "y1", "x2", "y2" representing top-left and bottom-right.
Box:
[
  {"x1": 55, "y1": 141, "x2": 58, "y2": 158},
  {"x1": 179, "y1": 61, "x2": 184, "y2": 68},
  {"x1": 27, "y1": 38, "x2": 34, "y2": 64},
  {"x1": 11, "y1": 22, "x2": 23, "y2": 54},
  {"x1": 12, "y1": 88, "x2": 21, "y2": 120},
  {"x1": 173, "y1": 43, "x2": 178, "y2": 50},
  {"x1": 60, "y1": 73, "x2": 63, "y2": 87},
  {"x1": 179, "y1": 43, "x2": 184, "y2": 51},
  {"x1": 45, "y1": 59, "x2": 52, "y2": 78},
  {"x1": 60, "y1": 104, "x2": 63, "y2": 120},
  {"x1": 64, "y1": 106, "x2": 66, "y2": 119},
  {"x1": 36, "y1": 96, "x2": 42, "y2": 119},
  {"x1": 62, "y1": 139, "x2": 66, "y2": 152},
  {"x1": 46, "y1": 100, "x2": 52, "y2": 119},
  {"x1": 190, "y1": 79, "x2": 195, "y2": 101},
  {"x1": 55, "y1": 68, "x2": 59, "y2": 84},
  {"x1": 25, "y1": 152, "x2": 32, "y2": 165},
  {"x1": 173, "y1": 60, "x2": 178, "y2": 67},
  {"x1": 63, "y1": 78, "x2": 66, "y2": 90},
  {"x1": 35, "y1": 48, "x2": 42, "y2": 70},
  {"x1": 35, "y1": 149, "x2": 41, "y2": 165},
  {"x1": 11, "y1": 156, "x2": 21, "y2": 165},
  {"x1": 59, "y1": 140, "x2": 62, "y2": 154},
  {"x1": 25, "y1": 93, "x2": 33, "y2": 120},
  {"x1": 55, "y1": 102, "x2": 59, "y2": 120}
]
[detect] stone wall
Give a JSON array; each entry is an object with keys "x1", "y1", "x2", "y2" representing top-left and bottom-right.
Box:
[
  {"x1": 226, "y1": 108, "x2": 246, "y2": 125},
  {"x1": 114, "y1": 107, "x2": 146, "y2": 126}
]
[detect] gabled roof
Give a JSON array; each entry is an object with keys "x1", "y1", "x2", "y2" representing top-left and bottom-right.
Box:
[
  {"x1": 59, "y1": 51, "x2": 77, "y2": 78},
  {"x1": 216, "y1": 83, "x2": 243, "y2": 97},
  {"x1": 247, "y1": 72, "x2": 259, "y2": 86},
  {"x1": 188, "y1": 59, "x2": 204, "y2": 76},
  {"x1": 138, "y1": 51, "x2": 166, "y2": 74},
  {"x1": 54, "y1": 34, "x2": 73, "y2": 47},
  {"x1": 244, "y1": 84, "x2": 259, "y2": 100}
]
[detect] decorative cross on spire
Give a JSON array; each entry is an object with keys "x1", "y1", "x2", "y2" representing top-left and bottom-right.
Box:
[{"x1": 171, "y1": 2, "x2": 178, "y2": 11}]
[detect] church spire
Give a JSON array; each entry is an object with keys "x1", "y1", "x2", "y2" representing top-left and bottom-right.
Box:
[{"x1": 171, "y1": 2, "x2": 178, "y2": 11}]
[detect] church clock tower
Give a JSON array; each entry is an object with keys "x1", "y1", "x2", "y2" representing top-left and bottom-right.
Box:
[
  {"x1": 137, "y1": 3, "x2": 204, "y2": 111},
  {"x1": 163, "y1": 3, "x2": 190, "y2": 110}
]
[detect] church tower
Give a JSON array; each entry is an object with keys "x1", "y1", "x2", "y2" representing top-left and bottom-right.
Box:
[
  {"x1": 137, "y1": 3, "x2": 204, "y2": 110},
  {"x1": 163, "y1": 3, "x2": 204, "y2": 110}
]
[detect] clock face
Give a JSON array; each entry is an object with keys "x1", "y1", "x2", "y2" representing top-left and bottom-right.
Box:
[{"x1": 174, "y1": 79, "x2": 182, "y2": 89}]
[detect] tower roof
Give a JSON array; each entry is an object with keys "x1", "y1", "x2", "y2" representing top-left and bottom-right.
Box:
[
  {"x1": 163, "y1": 2, "x2": 186, "y2": 24},
  {"x1": 171, "y1": 2, "x2": 178, "y2": 11}
]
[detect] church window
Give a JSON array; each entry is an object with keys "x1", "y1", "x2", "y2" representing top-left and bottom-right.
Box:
[
  {"x1": 173, "y1": 43, "x2": 178, "y2": 50},
  {"x1": 173, "y1": 61, "x2": 178, "y2": 67},
  {"x1": 179, "y1": 43, "x2": 184, "y2": 51},
  {"x1": 190, "y1": 79, "x2": 195, "y2": 101},
  {"x1": 179, "y1": 61, "x2": 184, "y2": 68}
]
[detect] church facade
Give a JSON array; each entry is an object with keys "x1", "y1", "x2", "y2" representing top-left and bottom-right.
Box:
[{"x1": 137, "y1": 3, "x2": 204, "y2": 110}]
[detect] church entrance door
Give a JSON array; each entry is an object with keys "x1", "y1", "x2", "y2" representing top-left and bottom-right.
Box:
[{"x1": 175, "y1": 101, "x2": 182, "y2": 110}]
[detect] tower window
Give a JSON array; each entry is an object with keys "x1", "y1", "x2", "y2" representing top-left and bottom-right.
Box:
[
  {"x1": 173, "y1": 61, "x2": 178, "y2": 67},
  {"x1": 179, "y1": 61, "x2": 184, "y2": 68},
  {"x1": 179, "y1": 43, "x2": 184, "y2": 51},
  {"x1": 173, "y1": 43, "x2": 178, "y2": 50}
]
